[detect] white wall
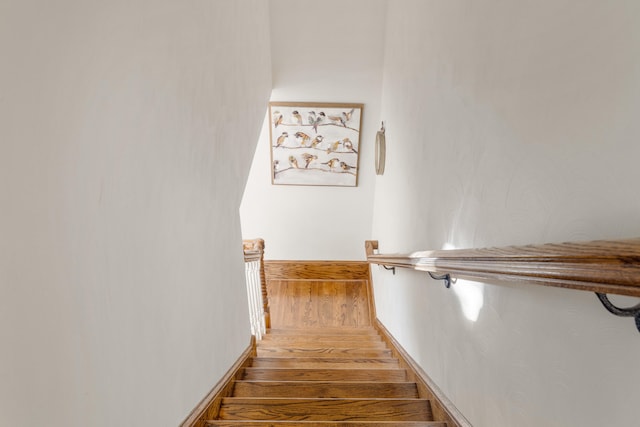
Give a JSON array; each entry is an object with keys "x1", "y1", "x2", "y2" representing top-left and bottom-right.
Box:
[
  {"x1": 240, "y1": 0, "x2": 387, "y2": 260},
  {"x1": 0, "y1": 1, "x2": 271, "y2": 426},
  {"x1": 372, "y1": 1, "x2": 640, "y2": 426}
]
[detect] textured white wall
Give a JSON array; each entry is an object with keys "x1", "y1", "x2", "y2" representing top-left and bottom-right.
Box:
[
  {"x1": 240, "y1": 0, "x2": 387, "y2": 260},
  {"x1": 0, "y1": 1, "x2": 271, "y2": 426},
  {"x1": 372, "y1": 1, "x2": 640, "y2": 426}
]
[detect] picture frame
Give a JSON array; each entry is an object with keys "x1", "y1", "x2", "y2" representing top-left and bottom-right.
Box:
[{"x1": 269, "y1": 102, "x2": 363, "y2": 186}]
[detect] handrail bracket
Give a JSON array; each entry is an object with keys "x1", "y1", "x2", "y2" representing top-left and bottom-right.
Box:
[
  {"x1": 382, "y1": 265, "x2": 396, "y2": 275},
  {"x1": 595, "y1": 293, "x2": 640, "y2": 333},
  {"x1": 428, "y1": 272, "x2": 453, "y2": 289}
]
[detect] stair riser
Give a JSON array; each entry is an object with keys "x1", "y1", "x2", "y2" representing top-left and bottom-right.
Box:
[
  {"x1": 251, "y1": 359, "x2": 400, "y2": 369},
  {"x1": 265, "y1": 331, "x2": 380, "y2": 337},
  {"x1": 207, "y1": 422, "x2": 447, "y2": 426},
  {"x1": 241, "y1": 368, "x2": 408, "y2": 382},
  {"x1": 258, "y1": 339, "x2": 388, "y2": 350},
  {"x1": 257, "y1": 348, "x2": 392, "y2": 358},
  {"x1": 262, "y1": 334, "x2": 383, "y2": 342},
  {"x1": 218, "y1": 398, "x2": 433, "y2": 421},
  {"x1": 233, "y1": 381, "x2": 419, "y2": 398}
]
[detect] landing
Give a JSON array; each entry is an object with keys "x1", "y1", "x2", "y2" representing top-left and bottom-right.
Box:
[
  {"x1": 264, "y1": 261, "x2": 374, "y2": 329},
  {"x1": 268, "y1": 280, "x2": 371, "y2": 328}
]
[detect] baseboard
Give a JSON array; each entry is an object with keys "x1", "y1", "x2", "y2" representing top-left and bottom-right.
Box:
[
  {"x1": 374, "y1": 319, "x2": 473, "y2": 427},
  {"x1": 264, "y1": 260, "x2": 370, "y2": 280},
  {"x1": 179, "y1": 336, "x2": 256, "y2": 427}
]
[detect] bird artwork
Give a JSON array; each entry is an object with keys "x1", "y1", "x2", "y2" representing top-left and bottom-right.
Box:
[
  {"x1": 327, "y1": 113, "x2": 346, "y2": 127},
  {"x1": 322, "y1": 157, "x2": 341, "y2": 169},
  {"x1": 295, "y1": 131, "x2": 311, "y2": 147},
  {"x1": 326, "y1": 140, "x2": 342, "y2": 154},
  {"x1": 275, "y1": 131, "x2": 288, "y2": 148},
  {"x1": 342, "y1": 108, "x2": 355, "y2": 123},
  {"x1": 308, "y1": 111, "x2": 325, "y2": 133},
  {"x1": 273, "y1": 111, "x2": 283, "y2": 128},
  {"x1": 342, "y1": 137, "x2": 357, "y2": 153},
  {"x1": 291, "y1": 110, "x2": 303, "y2": 125},
  {"x1": 269, "y1": 103, "x2": 361, "y2": 186},
  {"x1": 289, "y1": 155, "x2": 299, "y2": 169},
  {"x1": 301, "y1": 153, "x2": 318, "y2": 168},
  {"x1": 340, "y1": 161, "x2": 356, "y2": 172},
  {"x1": 311, "y1": 135, "x2": 324, "y2": 148}
]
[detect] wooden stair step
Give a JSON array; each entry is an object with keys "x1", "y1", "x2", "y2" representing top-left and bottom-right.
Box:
[
  {"x1": 251, "y1": 357, "x2": 399, "y2": 369},
  {"x1": 207, "y1": 421, "x2": 447, "y2": 426},
  {"x1": 256, "y1": 347, "x2": 392, "y2": 358},
  {"x1": 241, "y1": 368, "x2": 408, "y2": 382},
  {"x1": 260, "y1": 339, "x2": 386, "y2": 348},
  {"x1": 267, "y1": 327, "x2": 378, "y2": 336},
  {"x1": 217, "y1": 398, "x2": 433, "y2": 421},
  {"x1": 262, "y1": 334, "x2": 383, "y2": 343},
  {"x1": 233, "y1": 381, "x2": 419, "y2": 398}
]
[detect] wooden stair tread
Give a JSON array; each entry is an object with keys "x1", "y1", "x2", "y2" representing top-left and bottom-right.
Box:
[
  {"x1": 259, "y1": 340, "x2": 387, "y2": 349},
  {"x1": 241, "y1": 368, "x2": 408, "y2": 381},
  {"x1": 251, "y1": 357, "x2": 399, "y2": 369},
  {"x1": 267, "y1": 327, "x2": 378, "y2": 335},
  {"x1": 218, "y1": 398, "x2": 433, "y2": 421},
  {"x1": 262, "y1": 334, "x2": 383, "y2": 343},
  {"x1": 257, "y1": 348, "x2": 392, "y2": 358},
  {"x1": 207, "y1": 421, "x2": 447, "y2": 426},
  {"x1": 233, "y1": 380, "x2": 419, "y2": 398}
]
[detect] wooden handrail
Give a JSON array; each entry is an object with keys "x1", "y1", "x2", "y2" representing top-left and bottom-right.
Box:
[
  {"x1": 366, "y1": 238, "x2": 640, "y2": 332},
  {"x1": 366, "y1": 238, "x2": 640, "y2": 296}
]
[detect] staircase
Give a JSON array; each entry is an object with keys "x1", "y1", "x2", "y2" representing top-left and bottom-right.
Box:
[
  {"x1": 201, "y1": 260, "x2": 453, "y2": 426},
  {"x1": 207, "y1": 325, "x2": 445, "y2": 426}
]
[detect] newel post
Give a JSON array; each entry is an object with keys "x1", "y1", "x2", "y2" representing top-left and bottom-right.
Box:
[
  {"x1": 365, "y1": 240, "x2": 379, "y2": 258},
  {"x1": 242, "y1": 238, "x2": 271, "y2": 336}
]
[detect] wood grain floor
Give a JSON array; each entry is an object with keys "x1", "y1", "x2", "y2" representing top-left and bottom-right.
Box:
[{"x1": 267, "y1": 280, "x2": 372, "y2": 328}]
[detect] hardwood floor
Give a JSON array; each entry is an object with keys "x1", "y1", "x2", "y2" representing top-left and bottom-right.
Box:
[{"x1": 267, "y1": 280, "x2": 372, "y2": 328}]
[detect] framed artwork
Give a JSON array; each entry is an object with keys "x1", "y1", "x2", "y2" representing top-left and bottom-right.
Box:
[{"x1": 269, "y1": 102, "x2": 363, "y2": 186}]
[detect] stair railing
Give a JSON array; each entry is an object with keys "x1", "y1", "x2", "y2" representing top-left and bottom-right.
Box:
[
  {"x1": 365, "y1": 238, "x2": 640, "y2": 333},
  {"x1": 243, "y1": 238, "x2": 270, "y2": 340}
]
